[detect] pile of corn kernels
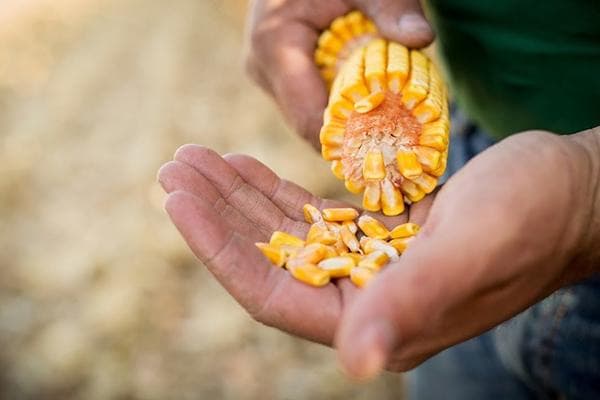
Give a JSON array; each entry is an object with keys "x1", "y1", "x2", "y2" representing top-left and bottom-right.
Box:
[{"x1": 255, "y1": 204, "x2": 420, "y2": 287}]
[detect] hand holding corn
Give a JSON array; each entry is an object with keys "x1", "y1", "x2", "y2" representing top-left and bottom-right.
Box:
[
  {"x1": 160, "y1": 128, "x2": 600, "y2": 379},
  {"x1": 245, "y1": 0, "x2": 434, "y2": 148}
]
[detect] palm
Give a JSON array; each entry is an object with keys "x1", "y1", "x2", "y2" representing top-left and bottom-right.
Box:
[{"x1": 158, "y1": 144, "x2": 428, "y2": 345}]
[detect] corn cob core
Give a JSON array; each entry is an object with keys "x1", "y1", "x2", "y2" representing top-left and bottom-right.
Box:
[
  {"x1": 316, "y1": 11, "x2": 450, "y2": 216},
  {"x1": 255, "y1": 205, "x2": 420, "y2": 288}
]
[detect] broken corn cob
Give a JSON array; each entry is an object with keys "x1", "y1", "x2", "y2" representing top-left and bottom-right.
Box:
[
  {"x1": 256, "y1": 205, "x2": 421, "y2": 287},
  {"x1": 315, "y1": 11, "x2": 450, "y2": 216}
]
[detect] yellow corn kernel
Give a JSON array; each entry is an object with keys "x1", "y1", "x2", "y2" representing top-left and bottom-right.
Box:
[
  {"x1": 323, "y1": 245, "x2": 339, "y2": 259},
  {"x1": 355, "y1": 91, "x2": 386, "y2": 113},
  {"x1": 270, "y1": 231, "x2": 305, "y2": 248},
  {"x1": 318, "y1": 256, "x2": 355, "y2": 278},
  {"x1": 317, "y1": 30, "x2": 343, "y2": 54},
  {"x1": 364, "y1": 20, "x2": 377, "y2": 33},
  {"x1": 328, "y1": 97, "x2": 354, "y2": 119},
  {"x1": 322, "y1": 207, "x2": 359, "y2": 222},
  {"x1": 364, "y1": 39, "x2": 387, "y2": 92},
  {"x1": 315, "y1": 48, "x2": 337, "y2": 67},
  {"x1": 287, "y1": 243, "x2": 329, "y2": 268},
  {"x1": 255, "y1": 242, "x2": 286, "y2": 267},
  {"x1": 345, "y1": 11, "x2": 367, "y2": 36},
  {"x1": 306, "y1": 223, "x2": 338, "y2": 245},
  {"x1": 412, "y1": 62, "x2": 444, "y2": 123},
  {"x1": 321, "y1": 144, "x2": 342, "y2": 161},
  {"x1": 345, "y1": 179, "x2": 365, "y2": 194},
  {"x1": 396, "y1": 149, "x2": 423, "y2": 179},
  {"x1": 343, "y1": 220, "x2": 358, "y2": 234},
  {"x1": 331, "y1": 160, "x2": 345, "y2": 180},
  {"x1": 402, "y1": 50, "x2": 429, "y2": 109},
  {"x1": 319, "y1": 124, "x2": 345, "y2": 146},
  {"x1": 362, "y1": 181, "x2": 381, "y2": 212},
  {"x1": 303, "y1": 203, "x2": 323, "y2": 224},
  {"x1": 360, "y1": 237, "x2": 399, "y2": 259},
  {"x1": 345, "y1": 252, "x2": 363, "y2": 264},
  {"x1": 418, "y1": 134, "x2": 448, "y2": 152},
  {"x1": 350, "y1": 266, "x2": 376, "y2": 287},
  {"x1": 413, "y1": 146, "x2": 441, "y2": 171},
  {"x1": 390, "y1": 222, "x2": 420, "y2": 238},
  {"x1": 340, "y1": 224, "x2": 361, "y2": 253},
  {"x1": 330, "y1": 16, "x2": 353, "y2": 41},
  {"x1": 363, "y1": 149, "x2": 386, "y2": 180},
  {"x1": 289, "y1": 263, "x2": 330, "y2": 287},
  {"x1": 340, "y1": 48, "x2": 369, "y2": 101},
  {"x1": 358, "y1": 250, "x2": 390, "y2": 271},
  {"x1": 357, "y1": 215, "x2": 390, "y2": 239},
  {"x1": 400, "y1": 179, "x2": 426, "y2": 203},
  {"x1": 387, "y1": 42, "x2": 409, "y2": 94},
  {"x1": 412, "y1": 173, "x2": 437, "y2": 194},
  {"x1": 389, "y1": 237, "x2": 414, "y2": 254},
  {"x1": 380, "y1": 177, "x2": 405, "y2": 216},
  {"x1": 430, "y1": 149, "x2": 448, "y2": 177}
]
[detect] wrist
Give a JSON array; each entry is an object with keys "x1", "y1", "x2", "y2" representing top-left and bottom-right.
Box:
[{"x1": 563, "y1": 126, "x2": 600, "y2": 282}]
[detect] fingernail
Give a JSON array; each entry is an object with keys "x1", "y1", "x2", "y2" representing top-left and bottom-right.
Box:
[
  {"x1": 398, "y1": 13, "x2": 432, "y2": 35},
  {"x1": 346, "y1": 319, "x2": 396, "y2": 380}
]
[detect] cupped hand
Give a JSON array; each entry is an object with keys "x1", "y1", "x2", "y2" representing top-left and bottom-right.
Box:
[
  {"x1": 335, "y1": 130, "x2": 600, "y2": 378},
  {"x1": 157, "y1": 144, "x2": 429, "y2": 345},
  {"x1": 245, "y1": 0, "x2": 434, "y2": 149}
]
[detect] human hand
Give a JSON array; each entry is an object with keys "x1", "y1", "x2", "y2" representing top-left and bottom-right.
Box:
[
  {"x1": 335, "y1": 129, "x2": 600, "y2": 379},
  {"x1": 157, "y1": 144, "x2": 427, "y2": 345},
  {"x1": 245, "y1": 0, "x2": 434, "y2": 149}
]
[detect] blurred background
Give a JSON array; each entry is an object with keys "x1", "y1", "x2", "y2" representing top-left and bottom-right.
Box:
[{"x1": 0, "y1": 0, "x2": 405, "y2": 398}]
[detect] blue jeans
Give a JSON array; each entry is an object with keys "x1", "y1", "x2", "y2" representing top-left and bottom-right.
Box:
[{"x1": 408, "y1": 111, "x2": 600, "y2": 399}]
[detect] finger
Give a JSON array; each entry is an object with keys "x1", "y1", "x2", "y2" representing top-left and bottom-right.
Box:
[
  {"x1": 251, "y1": 21, "x2": 327, "y2": 149},
  {"x1": 174, "y1": 144, "x2": 307, "y2": 238},
  {"x1": 223, "y1": 153, "x2": 349, "y2": 221},
  {"x1": 158, "y1": 160, "x2": 265, "y2": 242},
  {"x1": 350, "y1": 0, "x2": 435, "y2": 48},
  {"x1": 166, "y1": 190, "x2": 342, "y2": 344}
]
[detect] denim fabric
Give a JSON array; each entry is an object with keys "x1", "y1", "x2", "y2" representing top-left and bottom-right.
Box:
[{"x1": 407, "y1": 110, "x2": 600, "y2": 400}]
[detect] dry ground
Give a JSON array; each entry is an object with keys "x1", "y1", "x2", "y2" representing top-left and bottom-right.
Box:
[{"x1": 0, "y1": 0, "x2": 405, "y2": 398}]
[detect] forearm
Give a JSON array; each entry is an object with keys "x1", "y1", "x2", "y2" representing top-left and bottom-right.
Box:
[{"x1": 565, "y1": 126, "x2": 600, "y2": 281}]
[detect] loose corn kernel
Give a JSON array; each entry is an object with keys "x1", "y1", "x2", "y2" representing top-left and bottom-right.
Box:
[
  {"x1": 340, "y1": 224, "x2": 361, "y2": 253},
  {"x1": 390, "y1": 222, "x2": 420, "y2": 238},
  {"x1": 355, "y1": 91, "x2": 385, "y2": 113},
  {"x1": 318, "y1": 256, "x2": 355, "y2": 278},
  {"x1": 360, "y1": 238, "x2": 399, "y2": 259},
  {"x1": 287, "y1": 243, "x2": 329, "y2": 268},
  {"x1": 389, "y1": 237, "x2": 414, "y2": 254},
  {"x1": 396, "y1": 149, "x2": 423, "y2": 179},
  {"x1": 331, "y1": 160, "x2": 345, "y2": 180},
  {"x1": 343, "y1": 220, "x2": 358, "y2": 234},
  {"x1": 323, "y1": 245, "x2": 339, "y2": 259},
  {"x1": 362, "y1": 181, "x2": 382, "y2": 212},
  {"x1": 289, "y1": 263, "x2": 330, "y2": 287},
  {"x1": 303, "y1": 204, "x2": 323, "y2": 224},
  {"x1": 350, "y1": 266, "x2": 376, "y2": 287},
  {"x1": 322, "y1": 207, "x2": 360, "y2": 222},
  {"x1": 255, "y1": 242, "x2": 286, "y2": 267},
  {"x1": 358, "y1": 250, "x2": 390, "y2": 271},
  {"x1": 357, "y1": 215, "x2": 390, "y2": 239},
  {"x1": 363, "y1": 149, "x2": 386, "y2": 180},
  {"x1": 306, "y1": 223, "x2": 338, "y2": 245},
  {"x1": 270, "y1": 231, "x2": 305, "y2": 248}
]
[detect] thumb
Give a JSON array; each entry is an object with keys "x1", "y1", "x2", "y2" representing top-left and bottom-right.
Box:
[{"x1": 351, "y1": 0, "x2": 434, "y2": 48}]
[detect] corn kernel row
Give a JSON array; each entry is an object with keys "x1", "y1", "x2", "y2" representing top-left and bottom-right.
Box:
[
  {"x1": 255, "y1": 205, "x2": 420, "y2": 288},
  {"x1": 315, "y1": 11, "x2": 451, "y2": 216}
]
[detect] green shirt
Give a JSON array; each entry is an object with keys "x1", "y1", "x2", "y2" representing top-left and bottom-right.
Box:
[{"x1": 427, "y1": 0, "x2": 600, "y2": 139}]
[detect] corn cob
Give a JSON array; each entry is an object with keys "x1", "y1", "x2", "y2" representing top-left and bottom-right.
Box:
[
  {"x1": 256, "y1": 205, "x2": 421, "y2": 287},
  {"x1": 315, "y1": 11, "x2": 450, "y2": 216}
]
